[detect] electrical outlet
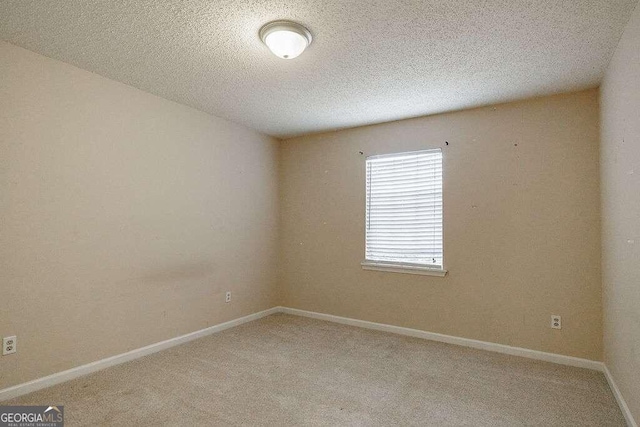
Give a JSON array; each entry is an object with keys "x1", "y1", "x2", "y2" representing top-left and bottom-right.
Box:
[
  {"x1": 225, "y1": 291, "x2": 231, "y2": 303},
  {"x1": 551, "y1": 315, "x2": 562, "y2": 330},
  {"x1": 3, "y1": 336, "x2": 17, "y2": 355}
]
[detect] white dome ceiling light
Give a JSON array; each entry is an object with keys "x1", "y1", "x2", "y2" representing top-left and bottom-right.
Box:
[{"x1": 259, "y1": 21, "x2": 312, "y2": 60}]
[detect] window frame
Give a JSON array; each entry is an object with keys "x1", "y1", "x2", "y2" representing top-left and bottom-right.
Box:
[{"x1": 361, "y1": 149, "x2": 447, "y2": 277}]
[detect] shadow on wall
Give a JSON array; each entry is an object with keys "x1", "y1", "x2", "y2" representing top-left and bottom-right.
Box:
[{"x1": 135, "y1": 261, "x2": 218, "y2": 284}]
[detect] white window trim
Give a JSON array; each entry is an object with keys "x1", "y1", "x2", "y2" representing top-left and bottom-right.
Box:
[
  {"x1": 361, "y1": 261, "x2": 448, "y2": 277},
  {"x1": 362, "y1": 149, "x2": 446, "y2": 277}
]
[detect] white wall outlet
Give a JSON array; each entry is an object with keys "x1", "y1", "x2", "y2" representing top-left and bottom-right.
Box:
[
  {"x1": 551, "y1": 315, "x2": 562, "y2": 330},
  {"x1": 3, "y1": 336, "x2": 17, "y2": 355},
  {"x1": 225, "y1": 291, "x2": 231, "y2": 303}
]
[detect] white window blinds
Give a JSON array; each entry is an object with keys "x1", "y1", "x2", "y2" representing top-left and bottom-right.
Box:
[{"x1": 365, "y1": 149, "x2": 443, "y2": 268}]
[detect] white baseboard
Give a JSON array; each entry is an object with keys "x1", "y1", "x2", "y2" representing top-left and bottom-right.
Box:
[
  {"x1": 281, "y1": 307, "x2": 640, "y2": 424},
  {"x1": 3, "y1": 305, "x2": 633, "y2": 427},
  {"x1": 0, "y1": 307, "x2": 280, "y2": 402},
  {"x1": 603, "y1": 365, "x2": 638, "y2": 427},
  {"x1": 279, "y1": 307, "x2": 604, "y2": 371}
]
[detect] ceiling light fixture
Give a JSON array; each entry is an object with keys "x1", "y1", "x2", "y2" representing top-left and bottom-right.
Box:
[{"x1": 259, "y1": 21, "x2": 312, "y2": 59}]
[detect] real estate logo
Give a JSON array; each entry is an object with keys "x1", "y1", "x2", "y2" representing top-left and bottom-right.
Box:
[{"x1": 0, "y1": 406, "x2": 64, "y2": 427}]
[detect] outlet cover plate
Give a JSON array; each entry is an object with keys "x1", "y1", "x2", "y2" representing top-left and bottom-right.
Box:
[
  {"x1": 3, "y1": 336, "x2": 17, "y2": 355},
  {"x1": 551, "y1": 315, "x2": 562, "y2": 330}
]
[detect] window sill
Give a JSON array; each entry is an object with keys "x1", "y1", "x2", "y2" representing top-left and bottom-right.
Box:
[{"x1": 361, "y1": 261, "x2": 448, "y2": 277}]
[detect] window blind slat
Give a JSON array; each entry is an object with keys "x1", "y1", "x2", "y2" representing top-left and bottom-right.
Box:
[
  {"x1": 367, "y1": 234, "x2": 443, "y2": 241},
  {"x1": 368, "y1": 169, "x2": 443, "y2": 180},
  {"x1": 369, "y1": 193, "x2": 443, "y2": 201},
  {"x1": 368, "y1": 202, "x2": 442, "y2": 208},
  {"x1": 369, "y1": 179, "x2": 442, "y2": 189},
  {"x1": 365, "y1": 149, "x2": 443, "y2": 267},
  {"x1": 368, "y1": 155, "x2": 441, "y2": 165}
]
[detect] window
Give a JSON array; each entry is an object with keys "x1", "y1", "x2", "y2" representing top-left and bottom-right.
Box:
[{"x1": 362, "y1": 149, "x2": 445, "y2": 276}]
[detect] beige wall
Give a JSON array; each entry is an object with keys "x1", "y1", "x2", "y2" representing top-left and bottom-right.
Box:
[
  {"x1": 280, "y1": 90, "x2": 602, "y2": 361},
  {"x1": 0, "y1": 42, "x2": 279, "y2": 389},
  {"x1": 600, "y1": 3, "x2": 640, "y2": 421}
]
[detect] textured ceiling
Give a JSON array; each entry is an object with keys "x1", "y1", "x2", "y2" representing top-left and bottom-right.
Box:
[{"x1": 0, "y1": 1, "x2": 637, "y2": 138}]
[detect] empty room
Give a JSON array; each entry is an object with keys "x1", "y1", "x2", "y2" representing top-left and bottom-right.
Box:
[{"x1": 0, "y1": 1, "x2": 638, "y2": 426}]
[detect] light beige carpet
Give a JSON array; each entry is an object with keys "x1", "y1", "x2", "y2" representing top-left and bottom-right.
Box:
[{"x1": 6, "y1": 313, "x2": 625, "y2": 426}]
